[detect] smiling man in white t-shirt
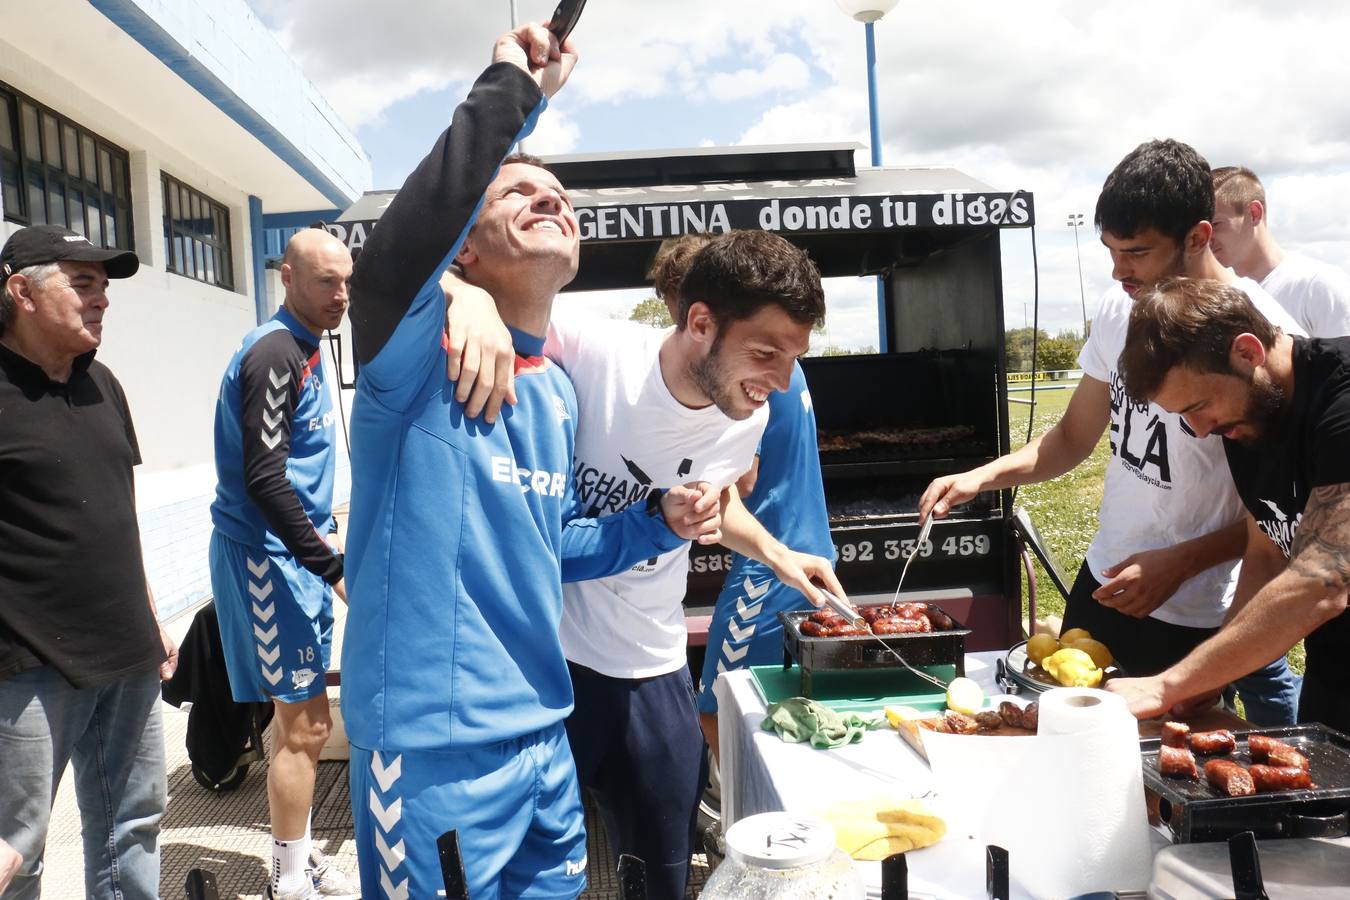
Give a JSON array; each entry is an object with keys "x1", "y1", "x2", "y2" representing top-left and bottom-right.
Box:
[{"x1": 921, "y1": 140, "x2": 1305, "y2": 725}]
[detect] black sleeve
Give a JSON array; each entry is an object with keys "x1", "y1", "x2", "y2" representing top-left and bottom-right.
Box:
[
  {"x1": 349, "y1": 62, "x2": 543, "y2": 369},
  {"x1": 106, "y1": 368, "x2": 142, "y2": 466},
  {"x1": 239, "y1": 332, "x2": 343, "y2": 584}
]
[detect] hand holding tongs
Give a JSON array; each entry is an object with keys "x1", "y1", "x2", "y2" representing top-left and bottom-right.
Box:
[
  {"x1": 889, "y1": 514, "x2": 935, "y2": 609},
  {"x1": 818, "y1": 586, "x2": 950, "y2": 692},
  {"x1": 817, "y1": 586, "x2": 865, "y2": 626}
]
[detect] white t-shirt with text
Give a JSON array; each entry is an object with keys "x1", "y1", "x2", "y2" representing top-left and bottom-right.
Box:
[{"x1": 548, "y1": 314, "x2": 767, "y2": 678}]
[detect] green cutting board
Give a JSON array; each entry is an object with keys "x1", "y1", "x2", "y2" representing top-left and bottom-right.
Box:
[{"x1": 750, "y1": 664, "x2": 955, "y2": 714}]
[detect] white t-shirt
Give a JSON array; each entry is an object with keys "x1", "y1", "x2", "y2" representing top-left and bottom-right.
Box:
[
  {"x1": 547, "y1": 314, "x2": 768, "y2": 678},
  {"x1": 1260, "y1": 252, "x2": 1350, "y2": 339},
  {"x1": 1077, "y1": 277, "x2": 1306, "y2": 628}
]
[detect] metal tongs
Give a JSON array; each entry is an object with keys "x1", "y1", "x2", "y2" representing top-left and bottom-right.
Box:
[
  {"x1": 889, "y1": 514, "x2": 935, "y2": 609},
  {"x1": 818, "y1": 587, "x2": 950, "y2": 692}
]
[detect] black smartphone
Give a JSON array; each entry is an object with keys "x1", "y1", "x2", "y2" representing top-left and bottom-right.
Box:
[{"x1": 547, "y1": 0, "x2": 587, "y2": 44}]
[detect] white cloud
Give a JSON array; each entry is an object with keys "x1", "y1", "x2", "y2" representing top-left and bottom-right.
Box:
[
  {"x1": 706, "y1": 53, "x2": 811, "y2": 102},
  {"x1": 247, "y1": 0, "x2": 1350, "y2": 335},
  {"x1": 524, "y1": 109, "x2": 580, "y2": 155}
]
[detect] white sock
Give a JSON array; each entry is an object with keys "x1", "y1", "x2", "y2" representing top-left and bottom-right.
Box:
[{"x1": 272, "y1": 832, "x2": 312, "y2": 895}]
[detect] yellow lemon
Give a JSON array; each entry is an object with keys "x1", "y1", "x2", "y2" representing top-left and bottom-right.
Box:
[
  {"x1": 1041, "y1": 648, "x2": 1103, "y2": 687},
  {"x1": 884, "y1": 705, "x2": 924, "y2": 729},
  {"x1": 945, "y1": 677, "x2": 984, "y2": 715},
  {"x1": 1070, "y1": 638, "x2": 1113, "y2": 670},
  {"x1": 1026, "y1": 633, "x2": 1060, "y2": 665},
  {"x1": 1059, "y1": 627, "x2": 1092, "y2": 645}
]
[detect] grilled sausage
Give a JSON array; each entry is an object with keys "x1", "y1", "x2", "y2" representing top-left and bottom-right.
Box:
[
  {"x1": 941, "y1": 711, "x2": 981, "y2": 735},
  {"x1": 1161, "y1": 721, "x2": 1191, "y2": 749},
  {"x1": 829, "y1": 624, "x2": 870, "y2": 637},
  {"x1": 1019, "y1": 702, "x2": 1039, "y2": 731},
  {"x1": 1159, "y1": 745, "x2": 1199, "y2": 779},
  {"x1": 872, "y1": 616, "x2": 931, "y2": 635},
  {"x1": 810, "y1": 609, "x2": 844, "y2": 625},
  {"x1": 975, "y1": 710, "x2": 1005, "y2": 731},
  {"x1": 998, "y1": 701, "x2": 1024, "y2": 729},
  {"x1": 1250, "y1": 764, "x2": 1314, "y2": 792},
  {"x1": 1204, "y1": 759, "x2": 1255, "y2": 796},
  {"x1": 1247, "y1": 735, "x2": 1310, "y2": 770},
  {"x1": 923, "y1": 604, "x2": 955, "y2": 631},
  {"x1": 1188, "y1": 729, "x2": 1237, "y2": 755},
  {"x1": 800, "y1": 620, "x2": 829, "y2": 637},
  {"x1": 1268, "y1": 745, "x2": 1311, "y2": 771},
  {"x1": 895, "y1": 602, "x2": 929, "y2": 619}
]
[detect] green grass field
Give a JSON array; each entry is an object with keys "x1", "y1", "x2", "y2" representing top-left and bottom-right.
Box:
[{"x1": 1007, "y1": 383, "x2": 1305, "y2": 674}]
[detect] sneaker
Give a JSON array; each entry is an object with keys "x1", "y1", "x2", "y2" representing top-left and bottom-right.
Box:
[
  {"x1": 264, "y1": 884, "x2": 319, "y2": 900},
  {"x1": 309, "y1": 849, "x2": 361, "y2": 899}
]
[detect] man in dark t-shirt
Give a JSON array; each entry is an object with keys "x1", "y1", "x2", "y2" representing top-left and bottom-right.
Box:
[
  {"x1": 1108, "y1": 275, "x2": 1350, "y2": 732},
  {"x1": 0, "y1": 226, "x2": 174, "y2": 898}
]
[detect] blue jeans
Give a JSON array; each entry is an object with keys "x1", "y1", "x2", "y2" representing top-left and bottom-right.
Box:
[
  {"x1": 0, "y1": 666, "x2": 165, "y2": 900},
  {"x1": 1231, "y1": 655, "x2": 1302, "y2": 727}
]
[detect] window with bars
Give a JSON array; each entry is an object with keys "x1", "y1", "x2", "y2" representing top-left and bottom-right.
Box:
[
  {"x1": 161, "y1": 173, "x2": 234, "y2": 290},
  {"x1": 0, "y1": 82, "x2": 134, "y2": 251}
]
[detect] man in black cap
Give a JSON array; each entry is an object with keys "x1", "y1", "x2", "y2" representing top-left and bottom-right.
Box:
[{"x1": 0, "y1": 225, "x2": 175, "y2": 899}]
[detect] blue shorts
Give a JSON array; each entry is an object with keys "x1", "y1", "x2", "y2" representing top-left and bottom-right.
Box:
[
  {"x1": 698, "y1": 563, "x2": 812, "y2": 713},
  {"x1": 349, "y1": 723, "x2": 587, "y2": 900},
  {"x1": 209, "y1": 530, "x2": 332, "y2": 704}
]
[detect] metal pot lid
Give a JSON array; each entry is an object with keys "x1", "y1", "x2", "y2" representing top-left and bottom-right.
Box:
[{"x1": 724, "y1": 813, "x2": 837, "y2": 869}]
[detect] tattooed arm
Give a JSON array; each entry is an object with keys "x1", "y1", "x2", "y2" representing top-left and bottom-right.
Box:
[{"x1": 1110, "y1": 482, "x2": 1350, "y2": 718}]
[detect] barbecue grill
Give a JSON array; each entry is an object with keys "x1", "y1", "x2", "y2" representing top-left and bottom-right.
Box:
[{"x1": 778, "y1": 607, "x2": 970, "y2": 697}]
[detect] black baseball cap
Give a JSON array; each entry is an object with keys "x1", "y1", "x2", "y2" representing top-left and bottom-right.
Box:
[{"x1": 0, "y1": 225, "x2": 139, "y2": 285}]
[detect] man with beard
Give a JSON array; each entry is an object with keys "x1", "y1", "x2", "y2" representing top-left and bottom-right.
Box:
[
  {"x1": 1109, "y1": 276, "x2": 1350, "y2": 734},
  {"x1": 920, "y1": 140, "x2": 1304, "y2": 724},
  {"x1": 443, "y1": 228, "x2": 840, "y2": 898}
]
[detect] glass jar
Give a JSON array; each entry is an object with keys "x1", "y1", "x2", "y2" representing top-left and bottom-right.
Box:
[{"x1": 701, "y1": 813, "x2": 865, "y2": 900}]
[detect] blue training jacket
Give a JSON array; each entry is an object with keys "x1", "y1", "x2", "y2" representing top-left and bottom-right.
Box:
[
  {"x1": 339, "y1": 63, "x2": 683, "y2": 752},
  {"x1": 211, "y1": 306, "x2": 341, "y2": 584}
]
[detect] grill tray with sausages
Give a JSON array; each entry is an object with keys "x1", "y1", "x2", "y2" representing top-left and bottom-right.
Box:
[
  {"x1": 779, "y1": 605, "x2": 970, "y2": 697},
  {"x1": 1141, "y1": 723, "x2": 1350, "y2": 843}
]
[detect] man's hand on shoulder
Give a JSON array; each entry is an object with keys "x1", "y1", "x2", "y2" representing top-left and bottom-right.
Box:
[
  {"x1": 493, "y1": 24, "x2": 578, "y2": 99},
  {"x1": 444, "y1": 271, "x2": 516, "y2": 423},
  {"x1": 661, "y1": 482, "x2": 722, "y2": 545}
]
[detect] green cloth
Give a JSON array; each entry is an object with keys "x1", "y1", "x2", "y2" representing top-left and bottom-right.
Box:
[{"x1": 762, "y1": 697, "x2": 884, "y2": 749}]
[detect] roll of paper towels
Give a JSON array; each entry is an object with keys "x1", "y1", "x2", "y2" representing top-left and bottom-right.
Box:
[{"x1": 981, "y1": 688, "x2": 1154, "y2": 897}]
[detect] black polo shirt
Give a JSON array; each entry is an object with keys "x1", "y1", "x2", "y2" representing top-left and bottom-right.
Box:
[{"x1": 0, "y1": 342, "x2": 163, "y2": 687}]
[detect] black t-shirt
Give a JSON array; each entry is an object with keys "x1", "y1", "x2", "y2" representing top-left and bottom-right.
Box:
[
  {"x1": 0, "y1": 343, "x2": 164, "y2": 687},
  {"x1": 1223, "y1": 336, "x2": 1350, "y2": 689}
]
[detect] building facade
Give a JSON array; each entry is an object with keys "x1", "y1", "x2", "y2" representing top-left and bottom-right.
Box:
[{"x1": 1, "y1": 0, "x2": 370, "y2": 620}]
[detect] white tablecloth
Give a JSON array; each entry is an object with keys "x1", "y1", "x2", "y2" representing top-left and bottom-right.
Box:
[{"x1": 713, "y1": 651, "x2": 1170, "y2": 898}]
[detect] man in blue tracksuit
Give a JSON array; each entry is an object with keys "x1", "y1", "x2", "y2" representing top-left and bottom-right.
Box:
[
  {"x1": 210, "y1": 227, "x2": 358, "y2": 899},
  {"x1": 339, "y1": 25, "x2": 715, "y2": 898}
]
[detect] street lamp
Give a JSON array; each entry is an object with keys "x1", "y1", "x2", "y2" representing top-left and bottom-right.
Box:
[
  {"x1": 1066, "y1": 212, "x2": 1088, "y2": 339},
  {"x1": 835, "y1": 0, "x2": 900, "y2": 352}
]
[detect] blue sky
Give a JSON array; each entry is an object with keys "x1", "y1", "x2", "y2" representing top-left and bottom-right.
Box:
[{"x1": 246, "y1": 0, "x2": 1350, "y2": 351}]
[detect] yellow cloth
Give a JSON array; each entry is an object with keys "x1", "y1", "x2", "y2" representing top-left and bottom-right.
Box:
[{"x1": 812, "y1": 797, "x2": 947, "y2": 860}]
